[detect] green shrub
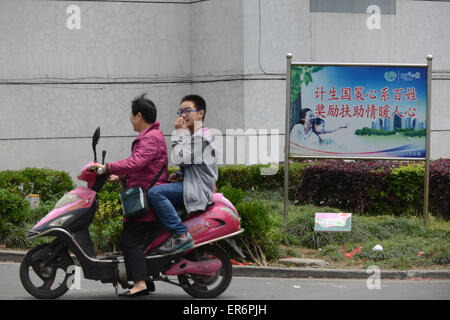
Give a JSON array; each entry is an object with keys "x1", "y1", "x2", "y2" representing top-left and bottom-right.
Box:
[
  {"x1": 0, "y1": 170, "x2": 30, "y2": 195},
  {"x1": 235, "y1": 200, "x2": 280, "y2": 265},
  {"x1": 0, "y1": 168, "x2": 75, "y2": 203},
  {"x1": 0, "y1": 188, "x2": 31, "y2": 246},
  {"x1": 385, "y1": 163, "x2": 424, "y2": 215},
  {"x1": 89, "y1": 186, "x2": 123, "y2": 253},
  {"x1": 20, "y1": 168, "x2": 75, "y2": 202},
  {"x1": 0, "y1": 188, "x2": 30, "y2": 232},
  {"x1": 218, "y1": 183, "x2": 245, "y2": 206},
  {"x1": 0, "y1": 167, "x2": 75, "y2": 247}
]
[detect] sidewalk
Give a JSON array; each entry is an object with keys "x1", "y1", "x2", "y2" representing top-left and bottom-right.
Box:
[{"x1": 2, "y1": 249, "x2": 449, "y2": 280}]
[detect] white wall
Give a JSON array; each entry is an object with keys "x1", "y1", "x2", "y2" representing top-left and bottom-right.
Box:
[{"x1": 0, "y1": 0, "x2": 449, "y2": 183}]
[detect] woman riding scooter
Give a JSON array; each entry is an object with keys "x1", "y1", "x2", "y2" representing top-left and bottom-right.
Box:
[{"x1": 91, "y1": 93, "x2": 168, "y2": 297}]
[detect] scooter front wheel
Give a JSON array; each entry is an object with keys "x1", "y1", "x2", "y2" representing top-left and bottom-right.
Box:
[
  {"x1": 20, "y1": 243, "x2": 75, "y2": 299},
  {"x1": 178, "y1": 244, "x2": 232, "y2": 299}
]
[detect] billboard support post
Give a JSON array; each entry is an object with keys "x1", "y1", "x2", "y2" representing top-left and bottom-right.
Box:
[
  {"x1": 424, "y1": 55, "x2": 432, "y2": 227},
  {"x1": 284, "y1": 53, "x2": 293, "y2": 227}
]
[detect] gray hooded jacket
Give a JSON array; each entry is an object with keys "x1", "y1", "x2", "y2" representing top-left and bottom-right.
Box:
[{"x1": 171, "y1": 127, "x2": 218, "y2": 213}]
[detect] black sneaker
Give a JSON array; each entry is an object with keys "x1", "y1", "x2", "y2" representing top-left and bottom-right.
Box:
[{"x1": 157, "y1": 233, "x2": 194, "y2": 255}]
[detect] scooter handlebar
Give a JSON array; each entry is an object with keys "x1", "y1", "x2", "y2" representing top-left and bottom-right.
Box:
[{"x1": 88, "y1": 166, "x2": 104, "y2": 175}]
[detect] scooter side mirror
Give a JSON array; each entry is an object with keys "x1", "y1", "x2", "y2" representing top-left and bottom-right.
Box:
[{"x1": 92, "y1": 127, "x2": 100, "y2": 162}]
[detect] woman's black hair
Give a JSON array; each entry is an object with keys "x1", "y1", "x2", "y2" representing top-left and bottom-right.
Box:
[
  {"x1": 299, "y1": 108, "x2": 312, "y2": 124},
  {"x1": 131, "y1": 93, "x2": 157, "y2": 124},
  {"x1": 311, "y1": 117, "x2": 325, "y2": 144}
]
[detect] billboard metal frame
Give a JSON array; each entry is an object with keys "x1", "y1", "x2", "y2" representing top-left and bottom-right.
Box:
[{"x1": 283, "y1": 54, "x2": 433, "y2": 226}]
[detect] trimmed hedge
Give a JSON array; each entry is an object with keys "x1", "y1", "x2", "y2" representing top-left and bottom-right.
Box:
[
  {"x1": 215, "y1": 160, "x2": 448, "y2": 219},
  {"x1": 290, "y1": 159, "x2": 449, "y2": 219},
  {"x1": 216, "y1": 162, "x2": 308, "y2": 191},
  {"x1": 429, "y1": 159, "x2": 450, "y2": 220}
]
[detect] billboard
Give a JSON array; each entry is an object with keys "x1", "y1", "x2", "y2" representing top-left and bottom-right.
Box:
[{"x1": 288, "y1": 64, "x2": 428, "y2": 159}]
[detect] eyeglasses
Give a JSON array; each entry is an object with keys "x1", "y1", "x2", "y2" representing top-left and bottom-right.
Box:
[{"x1": 176, "y1": 108, "x2": 200, "y2": 116}]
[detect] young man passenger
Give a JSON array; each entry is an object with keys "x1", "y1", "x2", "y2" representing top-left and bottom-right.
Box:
[{"x1": 148, "y1": 95, "x2": 218, "y2": 254}]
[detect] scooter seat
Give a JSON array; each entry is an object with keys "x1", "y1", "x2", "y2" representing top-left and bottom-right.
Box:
[{"x1": 174, "y1": 202, "x2": 215, "y2": 221}]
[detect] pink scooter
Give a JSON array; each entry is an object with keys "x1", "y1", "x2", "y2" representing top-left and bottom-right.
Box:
[{"x1": 20, "y1": 127, "x2": 244, "y2": 299}]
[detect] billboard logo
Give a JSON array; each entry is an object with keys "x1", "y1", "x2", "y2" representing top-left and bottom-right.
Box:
[
  {"x1": 384, "y1": 71, "x2": 397, "y2": 82},
  {"x1": 400, "y1": 72, "x2": 421, "y2": 81}
]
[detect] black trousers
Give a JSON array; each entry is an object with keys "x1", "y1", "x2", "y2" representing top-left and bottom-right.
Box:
[{"x1": 119, "y1": 221, "x2": 154, "y2": 282}]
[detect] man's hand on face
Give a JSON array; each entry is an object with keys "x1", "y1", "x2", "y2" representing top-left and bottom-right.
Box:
[{"x1": 174, "y1": 117, "x2": 187, "y2": 131}]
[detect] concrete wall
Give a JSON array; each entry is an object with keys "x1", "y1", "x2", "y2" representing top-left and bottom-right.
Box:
[
  {"x1": 0, "y1": 0, "x2": 449, "y2": 183},
  {"x1": 0, "y1": 0, "x2": 193, "y2": 181}
]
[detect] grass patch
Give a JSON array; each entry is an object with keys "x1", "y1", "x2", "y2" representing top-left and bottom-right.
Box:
[
  {"x1": 2, "y1": 187, "x2": 448, "y2": 270},
  {"x1": 243, "y1": 189, "x2": 450, "y2": 270}
]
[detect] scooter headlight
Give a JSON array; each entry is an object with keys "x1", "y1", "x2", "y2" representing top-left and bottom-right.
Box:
[{"x1": 49, "y1": 214, "x2": 74, "y2": 227}]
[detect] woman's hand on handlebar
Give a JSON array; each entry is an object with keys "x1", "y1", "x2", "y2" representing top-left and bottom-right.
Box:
[
  {"x1": 90, "y1": 163, "x2": 106, "y2": 175},
  {"x1": 108, "y1": 175, "x2": 120, "y2": 182}
]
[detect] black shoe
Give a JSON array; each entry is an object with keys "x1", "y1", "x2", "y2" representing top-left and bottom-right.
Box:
[
  {"x1": 157, "y1": 233, "x2": 194, "y2": 255},
  {"x1": 118, "y1": 289, "x2": 149, "y2": 297},
  {"x1": 145, "y1": 279, "x2": 155, "y2": 293}
]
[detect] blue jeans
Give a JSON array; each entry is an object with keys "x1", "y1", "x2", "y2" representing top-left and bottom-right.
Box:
[{"x1": 147, "y1": 182, "x2": 187, "y2": 236}]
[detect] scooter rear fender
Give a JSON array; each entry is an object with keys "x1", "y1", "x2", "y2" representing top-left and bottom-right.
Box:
[{"x1": 145, "y1": 193, "x2": 242, "y2": 254}]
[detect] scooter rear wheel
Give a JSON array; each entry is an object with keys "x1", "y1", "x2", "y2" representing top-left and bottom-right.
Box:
[
  {"x1": 178, "y1": 244, "x2": 232, "y2": 298},
  {"x1": 20, "y1": 244, "x2": 75, "y2": 299}
]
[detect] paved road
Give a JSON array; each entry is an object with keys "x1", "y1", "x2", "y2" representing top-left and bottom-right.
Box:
[{"x1": 1, "y1": 262, "x2": 449, "y2": 300}]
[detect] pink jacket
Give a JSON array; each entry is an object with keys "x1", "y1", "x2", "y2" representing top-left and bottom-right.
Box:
[{"x1": 107, "y1": 121, "x2": 168, "y2": 222}]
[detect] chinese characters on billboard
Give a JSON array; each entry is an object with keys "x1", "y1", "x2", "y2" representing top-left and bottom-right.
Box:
[{"x1": 289, "y1": 65, "x2": 427, "y2": 159}]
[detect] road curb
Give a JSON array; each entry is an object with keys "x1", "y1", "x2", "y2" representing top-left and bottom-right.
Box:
[
  {"x1": 0, "y1": 250, "x2": 26, "y2": 263},
  {"x1": 1, "y1": 250, "x2": 449, "y2": 280},
  {"x1": 232, "y1": 266, "x2": 450, "y2": 280}
]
